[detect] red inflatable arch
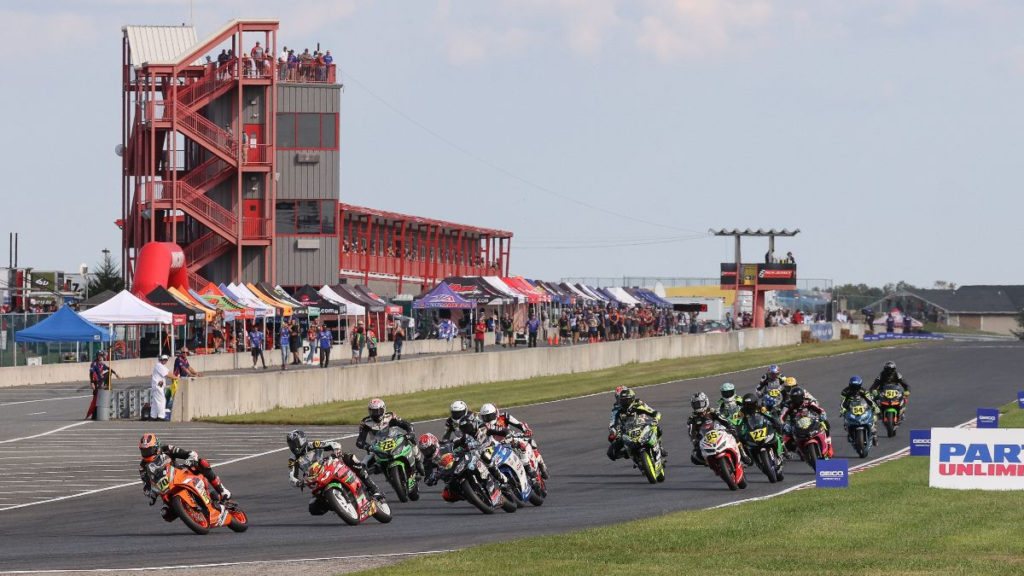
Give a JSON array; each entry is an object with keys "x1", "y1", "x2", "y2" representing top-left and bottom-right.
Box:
[{"x1": 132, "y1": 242, "x2": 188, "y2": 297}]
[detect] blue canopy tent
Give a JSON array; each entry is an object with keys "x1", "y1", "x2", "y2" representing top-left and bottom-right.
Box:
[
  {"x1": 413, "y1": 282, "x2": 474, "y2": 309},
  {"x1": 15, "y1": 305, "x2": 111, "y2": 343}
]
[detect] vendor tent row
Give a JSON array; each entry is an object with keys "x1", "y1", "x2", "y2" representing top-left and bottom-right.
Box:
[{"x1": 415, "y1": 277, "x2": 672, "y2": 309}]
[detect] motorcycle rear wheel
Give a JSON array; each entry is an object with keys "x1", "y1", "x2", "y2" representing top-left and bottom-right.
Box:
[
  {"x1": 500, "y1": 496, "x2": 518, "y2": 513},
  {"x1": 389, "y1": 466, "x2": 409, "y2": 503},
  {"x1": 226, "y1": 504, "x2": 248, "y2": 532},
  {"x1": 326, "y1": 488, "x2": 360, "y2": 526},
  {"x1": 460, "y1": 479, "x2": 494, "y2": 515},
  {"x1": 170, "y1": 494, "x2": 210, "y2": 535},
  {"x1": 640, "y1": 451, "x2": 658, "y2": 484},
  {"x1": 372, "y1": 499, "x2": 393, "y2": 523}
]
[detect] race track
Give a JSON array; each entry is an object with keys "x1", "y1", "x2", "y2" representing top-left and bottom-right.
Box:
[{"x1": 0, "y1": 341, "x2": 1020, "y2": 572}]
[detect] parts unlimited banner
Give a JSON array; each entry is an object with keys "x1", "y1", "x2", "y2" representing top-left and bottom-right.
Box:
[{"x1": 930, "y1": 427, "x2": 1024, "y2": 490}]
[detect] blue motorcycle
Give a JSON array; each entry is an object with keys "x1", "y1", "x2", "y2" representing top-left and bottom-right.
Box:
[
  {"x1": 481, "y1": 442, "x2": 543, "y2": 507},
  {"x1": 844, "y1": 397, "x2": 875, "y2": 458}
]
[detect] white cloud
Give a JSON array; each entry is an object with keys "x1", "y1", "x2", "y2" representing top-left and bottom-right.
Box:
[{"x1": 635, "y1": 0, "x2": 773, "y2": 62}]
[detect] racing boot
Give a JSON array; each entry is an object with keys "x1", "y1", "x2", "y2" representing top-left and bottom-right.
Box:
[
  {"x1": 160, "y1": 505, "x2": 176, "y2": 522},
  {"x1": 359, "y1": 469, "x2": 385, "y2": 501}
]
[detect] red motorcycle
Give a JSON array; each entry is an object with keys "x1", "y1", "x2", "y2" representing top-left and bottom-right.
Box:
[
  {"x1": 306, "y1": 457, "x2": 392, "y2": 526},
  {"x1": 698, "y1": 421, "x2": 747, "y2": 490},
  {"x1": 790, "y1": 410, "x2": 834, "y2": 470}
]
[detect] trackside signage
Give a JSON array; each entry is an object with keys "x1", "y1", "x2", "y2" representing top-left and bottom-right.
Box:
[
  {"x1": 909, "y1": 429, "x2": 931, "y2": 456},
  {"x1": 816, "y1": 459, "x2": 849, "y2": 488},
  {"x1": 976, "y1": 408, "x2": 999, "y2": 429},
  {"x1": 929, "y1": 428, "x2": 1024, "y2": 490},
  {"x1": 1017, "y1": 391, "x2": 1024, "y2": 409}
]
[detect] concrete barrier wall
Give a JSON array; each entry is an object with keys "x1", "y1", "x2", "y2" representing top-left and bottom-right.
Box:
[
  {"x1": 0, "y1": 335, "x2": 493, "y2": 388},
  {"x1": 175, "y1": 325, "x2": 818, "y2": 421}
]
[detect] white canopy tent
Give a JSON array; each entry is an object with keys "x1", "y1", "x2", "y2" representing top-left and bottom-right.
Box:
[
  {"x1": 318, "y1": 286, "x2": 366, "y2": 316},
  {"x1": 228, "y1": 283, "x2": 277, "y2": 317},
  {"x1": 483, "y1": 276, "x2": 524, "y2": 304},
  {"x1": 607, "y1": 286, "x2": 643, "y2": 306},
  {"x1": 81, "y1": 290, "x2": 174, "y2": 325}
]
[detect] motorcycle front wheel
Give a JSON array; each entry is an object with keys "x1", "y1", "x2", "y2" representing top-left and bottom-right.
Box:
[
  {"x1": 805, "y1": 442, "x2": 823, "y2": 470},
  {"x1": 884, "y1": 412, "x2": 897, "y2": 437},
  {"x1": 855, "y1": 428, "x2": 869, "y2": 458},
  {"x1": 460, "y1": 478, "x2": 494, "y2": 515},
  {"x1": 389, "y1": 465, "x2": 410, "y2": 503},
  {"x1": 640, "y1": 451, "x2": 658, "y2": 484},
  {"x1": 758, "y1": 449, "x2": 778, "y2": 483},
  {"x1": 226, "y1": 503, "x2": 248, "y2": 532},
  {"x1": 372, "y1": 498, "x2": 393, "y2": 523},
  {"x1": 326, "y1": 488, "x2": 360, "y2": 526},
  {"x1": 170, "y1": 494, "x2": 210, "y2": 535},
  {"x1": 718, "y1": 458, "x2": 739, "y2": 491}
]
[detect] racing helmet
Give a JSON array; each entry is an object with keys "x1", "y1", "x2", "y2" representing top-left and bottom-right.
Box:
[
  {"x1": 789, "y1": 387, "x2": 806, "y2": 406},
  {"x1": 720, "y1": 382, "x2": 736, "y2": 399},
  {"x1": 883, "y1": 361, "x2": 896, "y2": 373},
  {"x1": 480, "y1": 403, "x2": 498, "y2": 424},
  {"x1": 450, "y1": 400, "x2": 468, "y2": 421},
  {"x1": 740, "y1": 393, "x2": 760, "y2": 415},
  {"x1": 368, "y1": 398, "x2": 386, "y2": 423},
  {"x1": 768, "y1": 364, "x2": 780, "y2": 377},
  {"x1": 286, "y1": 429, "x2": 308, "y2": 456},
  {"x1": 848, "y1": 375, "x2": 863, "y2": 389},
  {"x1": 616, "y1": 388, "x2": 636, "y2": 410},
  {"x1": 440, "y1": 452, "x2": 455, "y2": 470},
  {"x1": 418, "y1": 433, "x2": 440, "y2": 458},
  {"x1": 691, "y1": 392, "x2": 710, "y2": 414},
  {"x1": 783, "y1": 377, "x2": 798, "y2": 389},
  {"x1": 139, "y1": 433, "x2": 159, "y2": 462}
]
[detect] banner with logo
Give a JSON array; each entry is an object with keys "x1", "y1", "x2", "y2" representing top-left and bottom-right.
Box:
[
  {"x1": 930, "y1": 428, "x2": 1024, "y2": 490},
  {"x1": 809, "y1": 324, "x2": 834, "y2": 341},
  {"x1": 1017, "y1": 392, "x2": 1024, "y2": 409},
  {"x1": 863, "y1": 333, "x2": 944, "y2": 342},
  {"x1": 816, "y1": 459, "x2": 849, "y2": 488},
  {"x1": 976, "y1": 408, "x2": 999, "y2": 429},
  {"x1": 910, "y1": 429, "x2": 931, "y2": 456}
]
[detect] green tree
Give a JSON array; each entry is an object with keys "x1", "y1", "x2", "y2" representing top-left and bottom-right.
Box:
[
  {"x1": 87, "y1": 251, "x2": 124, "y2": 295},
  {"x1": 1012, "y1": 309, "x2": 1024, "y2": 340}
]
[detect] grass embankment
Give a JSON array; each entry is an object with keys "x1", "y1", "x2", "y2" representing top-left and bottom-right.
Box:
[
  {"x1": 205, "y1": 339, "x2": 918, "y2": 425},
  {"x1": 358, "y1": 400, "x2": 1024, "y2": 576}
]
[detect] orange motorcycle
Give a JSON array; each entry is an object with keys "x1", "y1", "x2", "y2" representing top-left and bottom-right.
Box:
[{"x1": 145, "y1": 454, "x2": 248, "y2": 534}]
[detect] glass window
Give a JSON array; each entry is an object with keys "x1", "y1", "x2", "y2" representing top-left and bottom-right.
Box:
[
  {"x1": 296, "y1": 114, "x2": 321, "y2": 148},
  {"x1": 322, "y1": 114, "x2": 337, "y2": 148},
  {"x1": 276, "y1": 114, "x2": 295, "y2": 148},
  {"x1": 296, "y1": 201, "x2": 320, "y2": 234},
  {"x1": 275, "y1": 201, "x2": 296, "y2": 234},
  {"x1": 320, "y1": 200, "x2": 336, "y2": 234}
]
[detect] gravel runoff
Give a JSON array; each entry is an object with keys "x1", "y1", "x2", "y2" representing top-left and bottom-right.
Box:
[{"x1": 5, "y1": 552, "x2": 440, "y2": 576}]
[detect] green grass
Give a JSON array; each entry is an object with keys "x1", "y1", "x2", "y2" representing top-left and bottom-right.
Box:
[
  {"x1": 919, "y1": 322, "x2": 1005, "y2": 336},
  {"x1": 355, "y1": 399, "x2": 1024, "y2": 576},
  {"x1": 203, "y1": 339, "x2": 920, "y2": 425}
]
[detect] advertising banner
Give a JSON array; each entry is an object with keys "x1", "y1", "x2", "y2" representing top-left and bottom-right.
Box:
[
  {"x1": 816, "y1": 458, "x2": 849, "y2": 488},
  {"x1": 910, "y1": 429, "x2": 931, "y2": 456},
  {"x1": 809, "y1": 324, "x2": 834, "y2": 341},
  {"x1": 976, "y1": 408, "x2": 999, "y2": 429},
  {"x1": 720, "y1": 263, "x2": 797, "y2": 288},
  {"x1": 1017, "y1": 392, "x2": 1024, "y2": 409},
  {"x1": 930, "y1": 427, "x2": 1024, "y2": 490}
]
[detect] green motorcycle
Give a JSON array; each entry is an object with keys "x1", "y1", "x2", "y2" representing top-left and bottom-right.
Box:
[
  {"x1": 370, "y1": 427, "x2": 421, "y2": 502},
  {"x1": 620, "y1": 413, "x2": 666, "y2": 484}
]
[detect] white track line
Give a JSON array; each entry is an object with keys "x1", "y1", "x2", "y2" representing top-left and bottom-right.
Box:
[
  {"x1": 0, "y1": 395, "x2": 90, "y2": 407},
  {"x1": 0, "y1": 422, "x2": 91, "y2": 445},
  {"x1": 0, "y1": 549, "x2": 454, "y2": 574},
  {"x1": 0, "y1": 433, "x2": 356, "y2": 512}
]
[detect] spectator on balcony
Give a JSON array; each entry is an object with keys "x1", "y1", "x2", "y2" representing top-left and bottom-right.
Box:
[
  {"x1": 250, "y1": 42, "x2": 265, "y2": 76},
  {"x1": 217, "y1": 48, "x2": 229, "y2": 68},
  {"x1": 278, "y1": 46, "x2": 289, "y2": 80},
  {"x1": 287, "y1": 50, "x2": 298, "y2": 80},
  {"x1": 315, "y1": 51, "x2": 327, "y2": 81}
]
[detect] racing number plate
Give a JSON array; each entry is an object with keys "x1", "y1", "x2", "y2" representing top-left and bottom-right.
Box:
[
  {"x1": 378, "y1": 438, "x2": 397, "y2": 452},
  {"x1": 852, "y1": 405, "x2": 866, "y2": 416},
  {"x1": 156, "y1": 476, "x2": 170, "y2": 492},
  {"x1": 704, "y1": 430, "x2": 720, "y2": 444},
  {"x1": 768, "y1": 389, "x2": 781, "y2": 398},
  {"x1": 750, "y1": 427, "x2": 768, "y2": 442},
  {"x1": 884, "y1": 390, "x2": 900, "y2": 399}
]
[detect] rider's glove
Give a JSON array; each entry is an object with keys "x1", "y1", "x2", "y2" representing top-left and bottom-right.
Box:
[
  {"x1": 291, "y1": 478, "x2": 303, "y2": 488},
  {"x1": 607, "y1": 431, "x2": 617, "y2": 443},
  {"x1": 904, "y1": 391, "x2": 911, "y2": 398}
]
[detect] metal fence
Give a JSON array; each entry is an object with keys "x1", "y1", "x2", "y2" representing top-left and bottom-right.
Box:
[
  {"x1": 0, "y1": 312, "x2": 105, "y2": 368},
  {"x1": 561, "y1": 277, "x2": 835, "y2": 291}
]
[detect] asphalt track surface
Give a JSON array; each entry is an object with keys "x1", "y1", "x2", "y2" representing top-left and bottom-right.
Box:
[{"x1": 0, "y1": 340, "x2": 1020, "y2": 573}]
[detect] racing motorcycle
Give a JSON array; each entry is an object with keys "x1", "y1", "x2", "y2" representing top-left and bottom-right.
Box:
[
  {"x1": 698, "y1": 420, "x2": 747, "y2": 490},
  {"x1": 145, "y1": 454, "x2": 247, "y2": 535},
  {"x1": 503, "y1": 431, "x2": 548, "y2": 498},
  {"x1": 791, "y1": 410, "x2": 834, "y2": 470},
  {"x1": 739, "y1": 413, "x2": 785, "y2": 483},
  {"x1": 760, "y1": 387, "x2": 784, "y2": 418},
  {"x1": 437, "y1": 443, "x2": 516, "y2": 514},
  {"x1": 481, "y1": 441, "x2": 543, "y2": 506},
  {"x1": 370, "y1": 427, "x2": 421, "y2": 502},
  {"x1": 875, "y1": 384, "x2": 905, "y2": 437},
  {"x1": 619, "y1": 413, "x2": 666, "y2": 484},
  {"x1": 844, "y1": 396, "x2": 875, "y2": 458},
  {"x1": 305, "y1": 456, "x2": 392, "y2": 526}
]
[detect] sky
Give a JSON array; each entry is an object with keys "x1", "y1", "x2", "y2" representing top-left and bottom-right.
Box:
[{"x1": 1, "y1": 0, "x2": 1023, "y2": 289}]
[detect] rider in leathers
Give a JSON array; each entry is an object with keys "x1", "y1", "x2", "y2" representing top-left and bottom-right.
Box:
[
  {"x1": 839, "y1": 376, "x2": 880, "y2": 446},
  {"x1": 756, "y1": 365, "x2": 785, "y2": 395},
  {"x1": 687, "y1": 392, "x2": 743, "y2": 465},
  {"x1": 869, "y1": 361, "x2": 910, "y2": 420},
  {"x1": 780, "y1": 387, "x2": 833, "y2": 457},
  {"x1": 286, "y1": 430, "x2": 383, "y2": 514},
  {"x1": 480, "y1": 403, "x2": 549, "y2": 480},
  {"x1": 355, "y1": 398, "x2": 424, "y2": 478},
  {"x1": 607, "y1": 387, "x2": 663, "y2": 461},
  {"x1": 735, "y1": 393, "x2": 788, "y2": 458},
  {"x1": 139, "y1": 433, "x2": 230, "y2": 522},
  {"x1": 441, "y1": 400, "x2": 475, "y2": 442}
]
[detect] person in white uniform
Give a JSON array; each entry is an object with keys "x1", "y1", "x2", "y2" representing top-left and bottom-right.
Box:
[{"x1": 150, "y1": 355, "x2": 170, "y2": 421}]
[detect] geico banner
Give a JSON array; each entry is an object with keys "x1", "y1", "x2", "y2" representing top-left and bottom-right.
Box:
[{"x1": 930, "y1": 427, "x2": 1024, "y2": 490}]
